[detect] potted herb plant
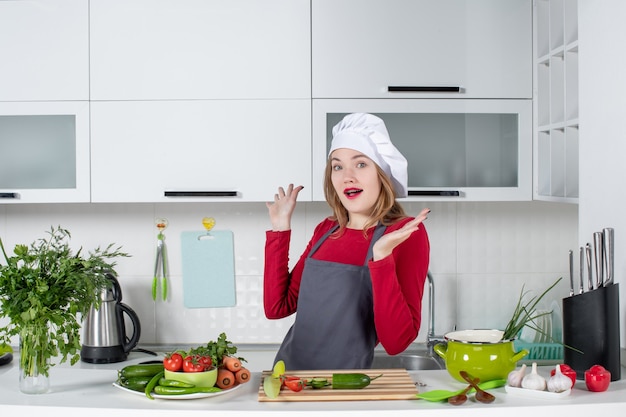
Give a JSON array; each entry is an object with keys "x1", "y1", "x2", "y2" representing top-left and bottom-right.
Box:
[{"x1": 0, "y1": 226, "x2": 128, "y2": 394}]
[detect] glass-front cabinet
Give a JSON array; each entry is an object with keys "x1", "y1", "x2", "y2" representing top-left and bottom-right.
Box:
[
  {"x1": 0, "y1": 102, "x2": 90, "y2": 203},
  {"x1": 312, "y1": 99, "x2": 532, "y2": 201}
]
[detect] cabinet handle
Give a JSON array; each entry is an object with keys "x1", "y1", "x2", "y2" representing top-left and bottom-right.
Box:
[
  {"x1": 387, "y1": 86, "x2": 461, "y2": 93},
  {"x1": 164, "y1": 191, "x2": 238, "y2": 197},
  {"x1": 0, "y1": 192, "x2": 19, "y2": 199},
  {"x1": 407, "y1": 190, "x2": 460, "y2": 197}
]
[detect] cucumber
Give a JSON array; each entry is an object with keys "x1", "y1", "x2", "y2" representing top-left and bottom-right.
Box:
[
  {"x1": 119, "y1": 363, "x2": 164, "y2": 379},
  {"x1": 332, "y1": 373, "x2": 382, "y2": 389},
  {"x1": 118, "y1": 376, "x2": 152, "y2": 392}
]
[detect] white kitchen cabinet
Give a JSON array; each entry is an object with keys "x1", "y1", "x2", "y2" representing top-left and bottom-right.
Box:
[
  {"x1": 312, "y1": 0, "x2": 532, "y2": 99},
  {"x1": 0, "y1": 101, "x2": 90, "y2": 203},
  {"x1": 533, "y1": 0, "x2": 579, "y2": 202},
  {"x1": 313, "y1": 99, "x2": 532, "y2": 201},
  {"x1": 89, "y1": 0, "x2": 310, "y2": 101},
  {"x1": 0, "y1": 0, "x2": 89, "y2": 101},
  {"x1": 90, "y1": 100, "x2": 311, "y2": 203}
]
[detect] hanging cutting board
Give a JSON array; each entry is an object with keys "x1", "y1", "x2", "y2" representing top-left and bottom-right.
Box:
[
  {"x1": 181, "y1": 230, "x2": 236, "y2": 308},
  {"x1": 257, "y1": 368, "x2": 418, "y2": 402}
]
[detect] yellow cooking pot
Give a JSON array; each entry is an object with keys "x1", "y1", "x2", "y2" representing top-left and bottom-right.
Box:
[{"x1": 434, "y1": 329, "x2": 529, "y2": 382}]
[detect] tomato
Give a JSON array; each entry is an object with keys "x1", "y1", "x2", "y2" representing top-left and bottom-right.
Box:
[
  {"x1": 584, "y1": 364, "x2": 611, "y2": 392},
  {"x1": 182, "y1": 355, "x2": 206, "y2": 373},
  {"x1": 163, "y1": 352, "x2": 183, "y2": 372},
  {"x1": 198, "y1": 355, "x2": 212, "y2": 370},
  {"x1": 283, "y1": 378, "x2": 306, "y2": 392},
  {"x1": 550, "y1": 363, "x2": 577, "y2": 388}
]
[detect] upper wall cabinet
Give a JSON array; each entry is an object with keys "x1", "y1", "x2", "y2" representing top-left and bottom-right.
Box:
[
  {"x1": 312, "y1": 0, "x2": 532, "y2": 99},
  {"x1": 89, "y1": 0, "x2": 311, "y2": 101},
  {"x1": 0, "y1": 0, "x2": 89, "y2": 101},
  {"x1": 534, "y1": 0, "x2": 579, "y2": 203},
  {"x1": 90, "y1": 100, "x2": 311, "y2": 203},
  {"x1": 0, "y1": 101, "x2": 91, "y2": 203}
]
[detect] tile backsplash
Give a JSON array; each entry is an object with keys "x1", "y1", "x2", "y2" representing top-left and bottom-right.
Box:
[{"x1": 0, "y1": 200, "x2": 577, "y2": 348}]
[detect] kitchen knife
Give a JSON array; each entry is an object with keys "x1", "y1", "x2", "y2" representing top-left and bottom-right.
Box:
[
  {"x1": 603, "y1": 227, "x2": 614, "y2": 286},
  {"x1": 593, "y1": 232, "x2": 604, "y2": 289},
  {"x1": 585, "y1": 243, "x2": 593, "y2": 292},
  {"x1": 568, "y1": 249, "x2": 574, "y2": 296},
  {"x1": 579, "y1": 246, "x2": 585, "y2": 294}
]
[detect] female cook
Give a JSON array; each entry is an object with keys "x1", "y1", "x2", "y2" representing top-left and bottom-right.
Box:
[{"x1": 264, "y1": 113, "x2": 430, "y2": 370}]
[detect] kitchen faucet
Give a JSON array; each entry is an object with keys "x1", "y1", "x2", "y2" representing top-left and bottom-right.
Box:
[{"x1": 426, "y1": 271, "x2": 447, "y2": 367}]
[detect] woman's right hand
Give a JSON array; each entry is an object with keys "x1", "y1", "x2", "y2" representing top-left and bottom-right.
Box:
[{"x1": 266, "y1": 184, "x2": 304, "y2": 231}]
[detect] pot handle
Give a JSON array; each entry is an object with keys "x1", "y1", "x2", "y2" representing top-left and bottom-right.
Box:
[
  {"x1": 118, "y1": 303, "x2": 142, "y2": 354},
  {"x1": 433, "y1": 343, "x2": 448, "y2": 359},
  {"x1": 510, "y1": 349, "x2": 529, "y2": 363}
]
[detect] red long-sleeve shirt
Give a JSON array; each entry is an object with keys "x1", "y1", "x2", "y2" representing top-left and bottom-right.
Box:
[{"x1": 264, "y1": 216, "x2": 430, "y2": 355}]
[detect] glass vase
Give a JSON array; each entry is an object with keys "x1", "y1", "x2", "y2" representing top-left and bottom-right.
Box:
[{"x1": 19, "y1": 324, "x2": 50, "y2": 394}]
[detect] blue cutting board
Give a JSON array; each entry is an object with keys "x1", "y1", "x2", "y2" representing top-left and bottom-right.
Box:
[{"x1": 180, "y1": 230, "x2": 236, "y2": 308}]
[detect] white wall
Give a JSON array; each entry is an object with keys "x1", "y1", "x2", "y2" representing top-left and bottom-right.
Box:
[
  {"x1": 0, "y1": 200, "x2": 577, "y2": 348},
  {"x1": 579, "y1": 0, "x2": 626, "y2": 347}
]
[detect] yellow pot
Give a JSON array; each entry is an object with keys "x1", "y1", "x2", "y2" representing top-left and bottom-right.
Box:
[{"x1": 434, "y1": 329, "x2": 529, "y2": 382}]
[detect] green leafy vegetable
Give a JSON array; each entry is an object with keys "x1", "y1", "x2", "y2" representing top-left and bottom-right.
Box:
[
  {"x1": 0, "y1": 226, "x2": 129, "y2": 376},
  {"x1": 188, "y1": 332, "x2": 244, "y2": 367}
]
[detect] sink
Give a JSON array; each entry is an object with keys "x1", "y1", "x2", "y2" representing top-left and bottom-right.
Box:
[{"x1": 371, "y1": 354, "x2": 444, "y2": 370}]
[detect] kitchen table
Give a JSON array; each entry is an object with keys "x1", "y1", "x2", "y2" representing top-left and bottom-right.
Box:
[{"x1": 1, "y1": 347, "x2": 625, "y2": 417}]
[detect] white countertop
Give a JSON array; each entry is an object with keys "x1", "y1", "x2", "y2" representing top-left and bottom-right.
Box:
[{"x1": 1, "y1": 348, "x2": 625, "y2": 417}]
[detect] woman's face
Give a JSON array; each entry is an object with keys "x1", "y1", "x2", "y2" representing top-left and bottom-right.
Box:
[{"x1": 330, "y1": 148, "x2": 382, "y2": 225}]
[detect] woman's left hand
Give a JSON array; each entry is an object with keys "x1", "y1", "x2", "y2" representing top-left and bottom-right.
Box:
[{"x1": 372, "y1": 208, "x2": 430, "y2": 261}]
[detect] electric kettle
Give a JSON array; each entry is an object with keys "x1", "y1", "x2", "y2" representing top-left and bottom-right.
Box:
[{"x1": 81, "y1": 272, "x2": 141, "y2": 363}]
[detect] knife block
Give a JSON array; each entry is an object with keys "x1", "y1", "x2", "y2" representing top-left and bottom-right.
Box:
[{"x1": 562, "y1": 283, "x2": 620, "y2": 381}]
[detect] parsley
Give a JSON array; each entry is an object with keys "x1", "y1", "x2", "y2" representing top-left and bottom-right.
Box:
[{"x1": 0, "y1": 226, "x2": 129, "y2": 377}]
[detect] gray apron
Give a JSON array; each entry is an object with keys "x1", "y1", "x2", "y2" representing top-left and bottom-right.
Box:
[{"x1": 274, "y1": 223, "x2": 387, "y2": 370}]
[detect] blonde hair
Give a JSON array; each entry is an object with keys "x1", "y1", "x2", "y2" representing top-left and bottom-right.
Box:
[{"x1": 323, "y1": 162, "x2": 407, "y2": 236}]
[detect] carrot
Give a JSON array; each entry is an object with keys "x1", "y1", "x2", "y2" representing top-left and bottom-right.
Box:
[
  {"x1": 222, "y1": 355, "x2": 242, "y2": 372},
  {"x1": 234, "y1": 367, "x2": 251, "y2": 384},
  {"x1": 216, "y1": 368, "x2": 235, "y2": 389}
]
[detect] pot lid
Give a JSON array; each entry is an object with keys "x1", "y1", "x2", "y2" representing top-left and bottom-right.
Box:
[{"x1": 444, "y1": 329, "x2": 505, "y2": 343}]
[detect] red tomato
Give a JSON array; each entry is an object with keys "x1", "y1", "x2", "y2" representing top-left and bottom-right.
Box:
[
  {"x1": 198, "y1": 355, "x2": 213, "y2": 370},
  {"x1": 163, "y1": 352, "x2": 183, "y2": 372},
  {"x1": 550, "y1": 364, "x2": 577, "y2": 388},
  {"x1": 182, "y1": 355, "x2": 206, "y2": 373},
  {"x1": 283, "y1": 378, "x2": 305, "y2": 392},
  {"x1": 584, "y1": 365, "x2": 611, "y2": 392}
]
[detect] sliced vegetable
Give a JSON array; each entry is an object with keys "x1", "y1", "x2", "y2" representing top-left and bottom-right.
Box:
[
  {"x1": 263, "y1": 375, "x2": 282, "y2": 398},
  {"x1": 284, "y1": 378, "x2": 305, "y2": 392},
  {"x1": 308, "y1": 377, "x2": 330, "y2": 389},
  {"x1": 271, "y1": 360, "x2": 285, "y2": 378}
]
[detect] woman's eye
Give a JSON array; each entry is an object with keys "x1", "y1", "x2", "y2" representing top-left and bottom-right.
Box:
[
  {"x1": 356, "y1": 162, "x2": 366, "y2": 168},
  {"x1": 332, "y1": 164, "x2": 342, "y2": 171}
]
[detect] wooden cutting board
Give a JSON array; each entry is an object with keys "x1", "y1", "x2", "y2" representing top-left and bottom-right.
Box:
[{"x1": 257, "y1": 368, "x2": 418, "y2": 402}]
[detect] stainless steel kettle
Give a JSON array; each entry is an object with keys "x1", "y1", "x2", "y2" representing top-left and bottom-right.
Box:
[{"x1": 81, "y1": 272, "x2": 141, "y2": 363}]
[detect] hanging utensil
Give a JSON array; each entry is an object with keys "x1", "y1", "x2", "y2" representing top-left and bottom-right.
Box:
[
  {"x1": 593, "y1": 232, "x2": 604, "y2": 290},
  {"x1": 602, "y1": 227, "x2": 614, "y2": 286},
  {"x1": 152, "y1": 218, "x2": 169, "y2": 301}
]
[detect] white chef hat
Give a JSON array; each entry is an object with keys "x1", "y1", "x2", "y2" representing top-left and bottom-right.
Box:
[{"x1": 329, "y1": 113, "x2": 408, "y2": 198}]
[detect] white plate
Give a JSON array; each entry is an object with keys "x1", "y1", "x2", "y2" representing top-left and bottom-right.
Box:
[
  {"x1": 112, "y1": 382, "x2": 241, "y2": 400},
  {"x1": 505, "y1": 384, "x2": 571, "y2": 399}
]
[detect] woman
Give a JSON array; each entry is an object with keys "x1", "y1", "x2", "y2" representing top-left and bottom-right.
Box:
[{"x1": 264, "y1": 113, "x2": 430, "y2": 370}]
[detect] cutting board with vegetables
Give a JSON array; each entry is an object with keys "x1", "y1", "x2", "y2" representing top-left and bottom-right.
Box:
[
  {"x1": 257, "y1": 369, "x2": 418, "y2": 401},
  {"x1": 180, "y1": 230, "x2": 236, "y2": 308}
]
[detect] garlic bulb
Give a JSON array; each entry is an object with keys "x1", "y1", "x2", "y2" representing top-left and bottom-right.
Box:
[
  {"x1": 507, "y1": 363, "x2": 527, "y2": 387},
  {"x1": 547, "y1": 364, "x2": 571, "y2": 393},
  {"x1": 521, "y1": 362, "x2": 547, "y2": 391}
]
